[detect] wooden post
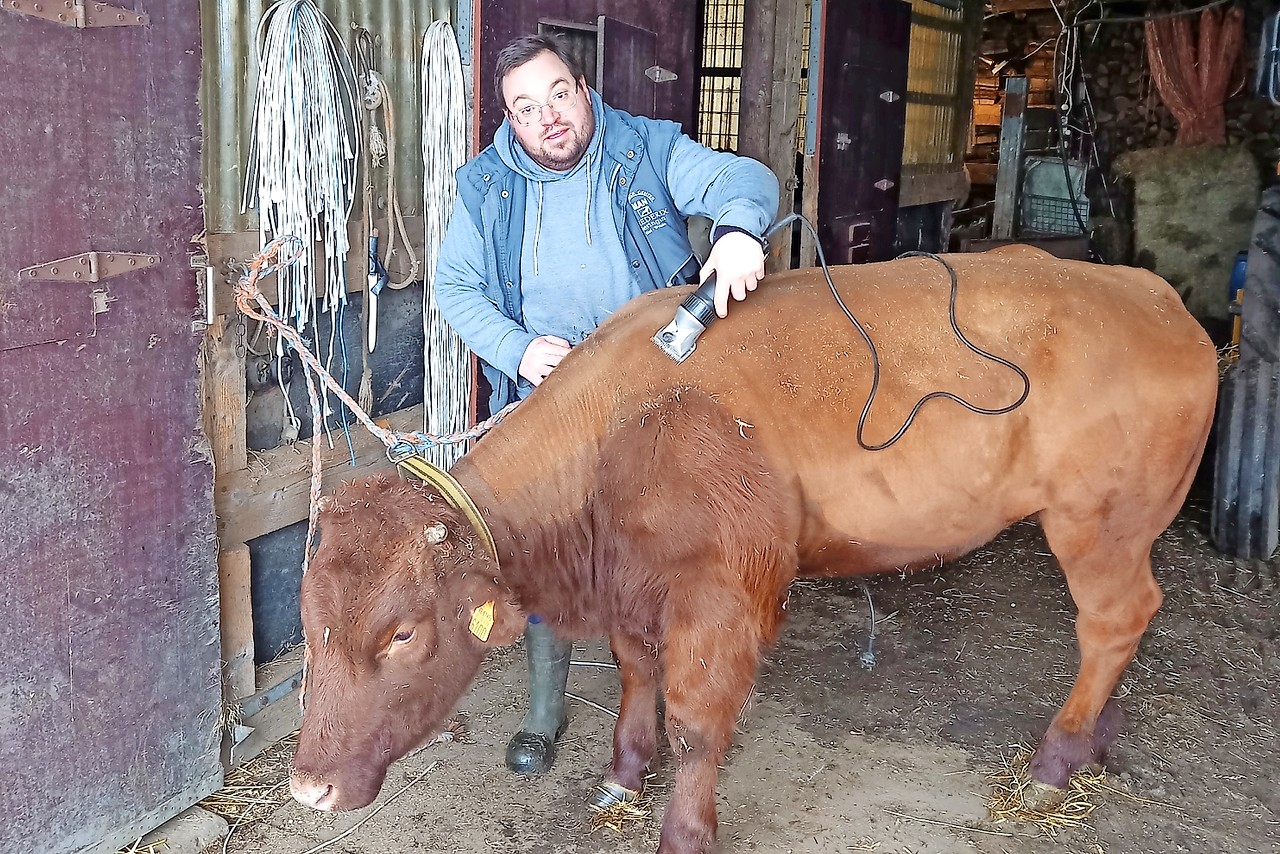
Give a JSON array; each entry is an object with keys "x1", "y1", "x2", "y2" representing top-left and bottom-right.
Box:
[
  {"x1": 218, "y1": 544, "x2": 256, "y2": 700},
  {"x1": 992, "y1": 76, "x2": 1029, "y2": 240},
  {"x1": 739, "y1": 0, "x2": 778, "y2": 165},
  {"x1": 200, "y1": 312, "x2": 254, "y2": 702},
  {"x1": 740, "y1": 0, "x2": 807, "y2": 273},
  {"x1": 798, "y1": 0, "x2": 823, "y2": 269},
  {"x1": 200, "y1": 314, "x2": 247, "y2": 475},
  {"x1": 765, "y1": 0, "x2": 807, "y2": 272}
]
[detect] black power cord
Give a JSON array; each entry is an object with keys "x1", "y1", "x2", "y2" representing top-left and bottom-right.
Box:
[{"x1": 765, "y1": 215, "x2": 1031, "y2": 451}]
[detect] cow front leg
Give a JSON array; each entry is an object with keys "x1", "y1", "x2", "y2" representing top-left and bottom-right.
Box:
[
  {"x1": 591, "y1": 630, "x2": 660, "y2": 808},
  {"x1": 656, "y1": 614, "x2": 762, "y2": 854}
]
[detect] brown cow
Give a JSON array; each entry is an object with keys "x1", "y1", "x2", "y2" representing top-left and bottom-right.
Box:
[{"x1": 289, "y1": 248, "x2": 1217, "y2": 854}]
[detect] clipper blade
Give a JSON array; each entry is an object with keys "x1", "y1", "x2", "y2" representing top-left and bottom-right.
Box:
[{"x1": 652, "y1": 305, "x2": 706, "y2": 363}]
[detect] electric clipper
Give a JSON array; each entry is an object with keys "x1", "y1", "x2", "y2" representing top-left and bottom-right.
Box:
[{"x1": 652, "y1": 273, "x2": 718, "y2": 364}]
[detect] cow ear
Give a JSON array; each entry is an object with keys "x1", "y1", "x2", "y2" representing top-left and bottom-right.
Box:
[{"x1": 465, "y1": 593, "x2": 525, "y2": 647}]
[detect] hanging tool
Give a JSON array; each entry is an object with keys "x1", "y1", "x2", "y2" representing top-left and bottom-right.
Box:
[{"x1": 367, "y1": 227, "x2": 390, "y2": 352}]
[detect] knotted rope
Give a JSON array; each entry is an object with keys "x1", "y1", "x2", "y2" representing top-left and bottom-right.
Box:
[{"x1": 234, "y1": 237, "x2": 518, "y2": 572}]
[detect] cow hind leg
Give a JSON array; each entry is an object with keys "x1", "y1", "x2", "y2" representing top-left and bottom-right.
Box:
[
  {"x1": 1031, "y1": 508, "x2": 1164, "y2": 794},
  {"x1": 591, "y1": 630, "x2": 660, "y2": 808}
]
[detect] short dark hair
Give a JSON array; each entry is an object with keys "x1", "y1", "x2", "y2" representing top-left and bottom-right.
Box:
[{"x1": 493, "y1": 35, "x2": 586, "y2": 108}]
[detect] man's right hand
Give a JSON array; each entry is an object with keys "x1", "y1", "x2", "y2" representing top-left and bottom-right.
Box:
[{"x1": 518, "y1": 335, "x2": 572, "y2": 386}]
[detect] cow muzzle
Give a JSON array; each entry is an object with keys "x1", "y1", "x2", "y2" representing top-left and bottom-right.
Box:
[{"x1": 289, "y1": 771, "x2": 341, "y2": 812}]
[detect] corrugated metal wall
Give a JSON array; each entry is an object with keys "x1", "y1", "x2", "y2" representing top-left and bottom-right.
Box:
[
  {"x1": 902, "y1": 0, "x2": 966, "y2": 171},
  {"x1": 201, "y1": 0, "x2": 455, "y2": 234}
]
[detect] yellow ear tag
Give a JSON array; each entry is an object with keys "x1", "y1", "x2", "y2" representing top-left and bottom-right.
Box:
[{"x1": 469, "y1": 600, "x2": 495, "y2": 642}]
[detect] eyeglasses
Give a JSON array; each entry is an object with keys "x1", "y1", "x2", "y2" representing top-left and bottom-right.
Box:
[{"x1": 509, "y1": 83, "x2": 580, "y2": 126}]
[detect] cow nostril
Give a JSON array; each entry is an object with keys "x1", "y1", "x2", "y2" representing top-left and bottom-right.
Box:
[{"x1": 290, "y1": 774, "x2": 338, "y2": 811}]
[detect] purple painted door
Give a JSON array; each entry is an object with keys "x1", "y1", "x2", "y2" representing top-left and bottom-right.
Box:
[
  {"x1": 0, "y1": 4, "x2": 221, "y2": 853},
  {"x1": 597, "y1": 16, "x2": 657, "y2": 117},
  {"x1": 816, "y1": 0, "x2": 910, "y2": 263}
]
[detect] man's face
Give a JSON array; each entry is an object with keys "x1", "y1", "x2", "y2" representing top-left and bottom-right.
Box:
[{"x1": 502, "y1": 50, "x2": 594, "y2": 172}]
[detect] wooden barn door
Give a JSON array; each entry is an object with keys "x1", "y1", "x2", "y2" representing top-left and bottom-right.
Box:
[
  {"x1": 0, "y1": 4, "x2": 222, "y2": 853},
  {"x1": 813, "y1": 0, "x2": 910, "y2": 263}
]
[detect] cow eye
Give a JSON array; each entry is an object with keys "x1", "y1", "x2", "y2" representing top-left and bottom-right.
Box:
[{"x1": 392, "y1": 628, "x2": 415, "y2": 644}]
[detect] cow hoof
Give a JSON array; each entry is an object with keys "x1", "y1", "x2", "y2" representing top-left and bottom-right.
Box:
[
  {"x1": 588, "y1": 781, "x2": 649, "y2": 833},
  {"x1": 1021, "y1": 781, "x2": 1070, "y2": 811},
  {"x1": 588, "y1": 780, "x2": 643, "y2": 811},
  {"x1": 506, "y1": 731, "x2": 557, "y2": 775}
]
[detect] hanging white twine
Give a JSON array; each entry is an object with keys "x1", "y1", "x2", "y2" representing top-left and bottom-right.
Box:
[
  {"x1": 244, "y1": 0, "x2": 360, "y2": 338},
  {"x1": 421, "y1": 20, "x2": 472, "y2": 470}
]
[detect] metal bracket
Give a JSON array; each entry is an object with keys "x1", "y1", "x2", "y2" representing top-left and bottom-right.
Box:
[
  {"x1": 644, "y1": 65, "x2": 678, "y2": 84},
  {"x1": 879, "y1": 90, "x2": 900, "y2": 103},
  {"x1": 874, "y1": 178, "x2": 896, "y2": 191},
  {"x1": 1, "y1": 0, "x2": 148, "y2": 28},
  {"x1": 20, "y1": 251, "x2": 159, "y2": 283}
]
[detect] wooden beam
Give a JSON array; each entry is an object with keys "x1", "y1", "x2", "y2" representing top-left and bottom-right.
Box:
[
  {"x1": 966, "y1": 161, "x2": 999, "y2": 186},
  {"x1": 216, "y1": 404, "x2": 427, "y2": 545},
  {"x1": 992, "y1": 76, "x2": 1029, "y2": 240},
  {"x1": 899, "y1": 168, "x2": 970, "y2": 207},
  {"x1": 217, "y1": 544, "x2": 255, "y2": 702},
  {"x1": 989, "y1": 0, "x2": 1056, "y2": 13}
]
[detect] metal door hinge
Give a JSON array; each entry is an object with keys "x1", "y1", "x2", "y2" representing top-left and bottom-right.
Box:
[
  {"x1": 874, "y1": 179, "x2": 895, "y2": 191},
  {"x1": 644, "y1": 65, "x2": 678, "y2": 84},
  {"x1": 1, "y1": 0, "x2": 148, "y2": 28},
  {"x1": 20, "y1": 251, "x2": 159, "y2": 282},
  {"x1": 879, "y1": 90, "x2": 900, "y2": 103}
]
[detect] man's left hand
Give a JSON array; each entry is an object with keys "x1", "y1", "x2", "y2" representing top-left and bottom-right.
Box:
[{"x1": 700, "y1": 231, "x2": 766, "y2": 318}]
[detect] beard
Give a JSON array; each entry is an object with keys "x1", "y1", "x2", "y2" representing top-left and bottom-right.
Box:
[{"x1": 526, "y1": 108, "x2": 596, "y2": 172}]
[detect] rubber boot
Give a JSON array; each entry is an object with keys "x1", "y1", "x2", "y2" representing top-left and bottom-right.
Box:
[{"x1": 505, "y1": 618, "x2": 572, "y2": 775}]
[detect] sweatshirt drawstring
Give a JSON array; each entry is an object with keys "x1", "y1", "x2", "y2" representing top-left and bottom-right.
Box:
[
  {"x1": 533, "y1": 182, "x2": 543, "y2": 277},
  {"x1": 584, "y1": 152, "x2": 593, "y2": 246}
]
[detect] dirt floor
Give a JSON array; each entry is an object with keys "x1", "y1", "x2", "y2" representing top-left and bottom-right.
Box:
[{"x1": 208, "y1": 495, "x2": 1278, "y2": 854}]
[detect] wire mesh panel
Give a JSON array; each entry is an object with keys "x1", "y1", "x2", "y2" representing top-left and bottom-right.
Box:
[
  {"x1": 799, "y1": 0, "x2": 811, "y2": 153},
  {"x1": 902, "y1": 0, "x2": 965, "y2": 171},
  {"x1": 698, "y1": 0, "x2": 744, "y2": 150}
]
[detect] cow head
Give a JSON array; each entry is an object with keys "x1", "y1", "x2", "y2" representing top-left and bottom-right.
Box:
[{"x1": 289, "y1": 474, "x2": 525, "y2": 811}]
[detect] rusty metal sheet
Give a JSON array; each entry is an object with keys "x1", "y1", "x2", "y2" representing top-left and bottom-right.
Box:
[{"x1": 0, "y1": 2, "x2": 222, "y2": 852}]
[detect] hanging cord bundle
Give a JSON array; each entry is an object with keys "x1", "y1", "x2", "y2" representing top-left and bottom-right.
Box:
[
  {"x1": 420, "y1": 21, "x2": 473, "y2": 470},
  {"x1": 234, "y1": 238, "x2": 519, "y2": 572},
  {"x1": 358, "y1": 45, "x2": 420, "y2": 292},
  {"x1": 243, "y1": 0, "x2": 360, "y2": 347}
]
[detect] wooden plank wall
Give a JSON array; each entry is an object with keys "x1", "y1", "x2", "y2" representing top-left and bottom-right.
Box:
[{"x1": 201, "y1": 217, "x2": 426, "y2": 708}]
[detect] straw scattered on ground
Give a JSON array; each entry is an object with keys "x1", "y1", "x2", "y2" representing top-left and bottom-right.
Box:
[
  {"x1": 199, "y1": 731, "x2": 301, "y2": 828},
  {"x1": 984, "y1": 743, "x2": 1184, "y2": 839}
]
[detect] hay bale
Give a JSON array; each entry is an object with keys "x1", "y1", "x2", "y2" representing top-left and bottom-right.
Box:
[{"x1": 1114, "y1": 144, "x2": 1259, "y2": 331}]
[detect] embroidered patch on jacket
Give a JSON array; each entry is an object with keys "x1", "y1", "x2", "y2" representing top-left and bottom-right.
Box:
[{"x1": 628, "y1": 190, "x2": 670, "y2": 235}]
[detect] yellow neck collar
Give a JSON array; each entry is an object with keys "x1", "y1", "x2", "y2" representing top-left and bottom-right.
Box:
[{"x1": 393, "y1": 453, "x2": 498, "y2": 565}]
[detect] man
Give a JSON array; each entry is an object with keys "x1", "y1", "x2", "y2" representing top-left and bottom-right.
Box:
[{"x1": 433, "y1": 34, "x2": 779, "y2": 776}]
